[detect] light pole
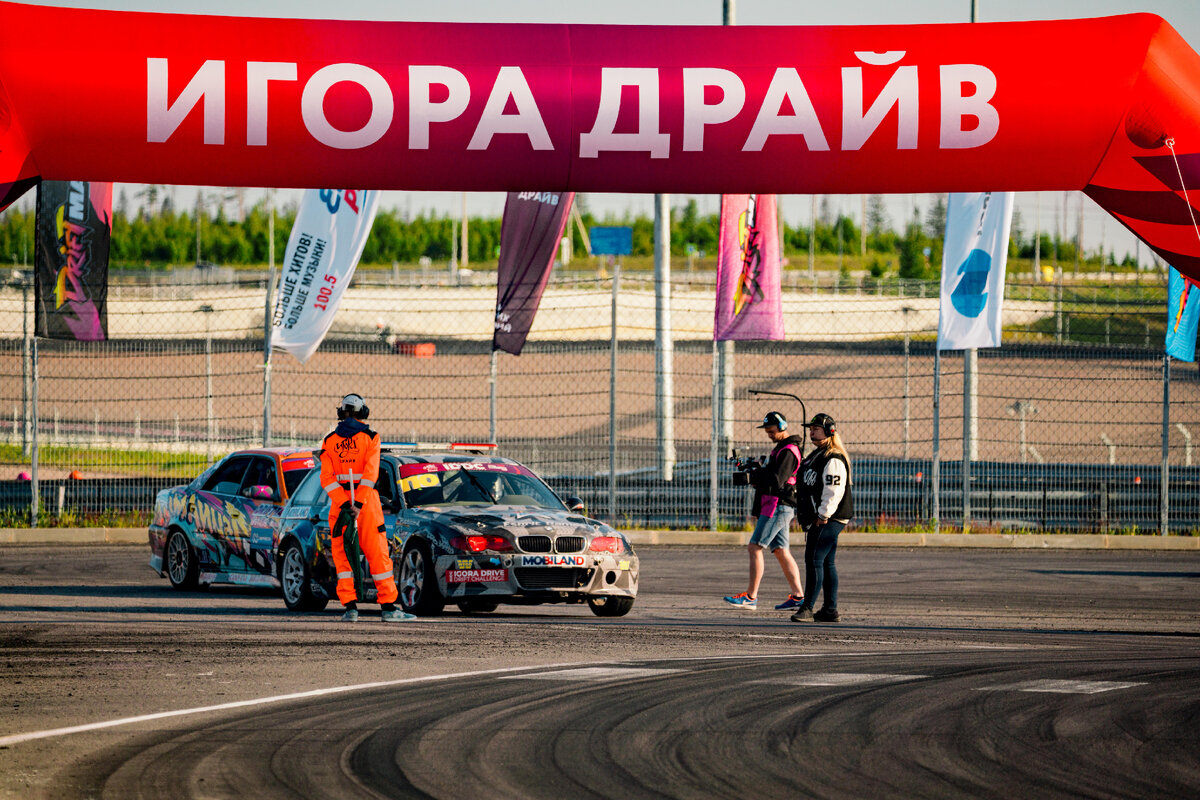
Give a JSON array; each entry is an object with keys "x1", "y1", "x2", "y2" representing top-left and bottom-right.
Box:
[
  {"x1": 1007, "y1": 400, "x2": 1039, "y2": 463},
  {"x1": 195, "y1": 190, "x2": 204, "y2": 267},
  {"x1": 263, "y1": 192, "x2": 276, "y2": 446}
]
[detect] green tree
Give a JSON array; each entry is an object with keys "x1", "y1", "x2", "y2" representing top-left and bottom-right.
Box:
[
  {"x1": 899, "y1": 209, "x2": 931, "y2": 280},
  {"x1": 926, "y1": 194, "x2": 947, "y2": 239}
]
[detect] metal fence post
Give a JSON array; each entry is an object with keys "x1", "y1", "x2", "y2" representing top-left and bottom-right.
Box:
[
  {"x1": 262, "y1": 203, "x2": 275, "y2": 447},
  {"x1": 488, "y1": 349, "x2": 498, "y2": 444},
  {"x1": 932, "y1": 346, "x2": 941, "y2": 533},
  {"x1": 201, "y1": 305, "x2": 214, "y2": 466},
  {"x1": 902, "y1": 306, "x2": 910, "y2": 460},
  {"x1": 21, "y1": 274, "x2": 29, "y2": 456},
  {"x1": 963, "y1": 348, "x2": 976, "y2": 530},
  {"x1": 30, "y1": 334, "x2": 38, "y2": 527},
  {"x1": 1161, "y1": 353, "x2": 1170, "y2": 536},
  {"x1": 608, "y1": 259, "x2": 620, "y2": 525},
  {"x1": 654, "y1": 193, "x2": 675, "y2": 481},
  {"x1": 717, "y1": 340, "x2": 734, "y2": 463},
  {"x1": 709, "y1": 341, "x2": 719, "y2": 530}
]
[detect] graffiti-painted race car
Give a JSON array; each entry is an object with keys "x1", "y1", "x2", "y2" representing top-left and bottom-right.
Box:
[
  {"x1": 149, "y1": 448, "x2": 316, "y2": 589},
  {"x1": 276, "y1": 444, "x2": 638, "y2": 617}
]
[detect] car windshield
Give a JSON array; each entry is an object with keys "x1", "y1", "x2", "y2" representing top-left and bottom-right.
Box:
[{"x1": 398, "y1": 462, "x2": 565, "y2": 510}]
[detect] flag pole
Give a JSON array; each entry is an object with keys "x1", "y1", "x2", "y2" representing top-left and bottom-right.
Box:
[{"x1": 932, "y1": 345, "x2": 941, "y2": 534}]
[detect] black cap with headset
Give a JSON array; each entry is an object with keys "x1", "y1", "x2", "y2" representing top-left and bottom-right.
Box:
[
  {"x1": 337, "y1": 393, "x2": 370, "y2": 420},
  {"x1": 807, "y1": 413, "x2": 836, "y2": 436},
  {"x1": 757, "y1": 410, "x2": 787, "y2": 430}
]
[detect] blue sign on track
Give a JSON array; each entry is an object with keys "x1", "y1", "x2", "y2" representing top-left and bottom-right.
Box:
[{"x1": 590, "y1": 226, "x2": 633, "y2": 256}]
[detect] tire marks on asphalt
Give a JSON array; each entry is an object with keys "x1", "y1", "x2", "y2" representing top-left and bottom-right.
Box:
[{"x1": 44, "y1": 649, "x2": 1198, "y2": 799}]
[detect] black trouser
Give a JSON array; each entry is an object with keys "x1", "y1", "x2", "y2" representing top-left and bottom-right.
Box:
[{"x1": 803, "y1": 520, "x2": 846, "y2": 610}]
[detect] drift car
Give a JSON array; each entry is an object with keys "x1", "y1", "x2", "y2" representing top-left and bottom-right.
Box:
[
  {"x1": 148, "y1": 448, "x2": 316, "y2": 589},
  {"x1": 275, "y1": 444, "x2": 638, "y2": 617}
]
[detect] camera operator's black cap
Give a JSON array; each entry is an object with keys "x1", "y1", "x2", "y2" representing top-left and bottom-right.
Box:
[{"x1": 758, "y1": 410, "x2": 786, "y2": 429}]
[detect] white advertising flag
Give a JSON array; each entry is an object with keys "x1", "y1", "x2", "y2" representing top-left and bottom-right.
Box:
[
  {"x1": 270, "y1": 189, "x2": 379, "y2": 364},
  {"x1": 936, "y1": 191, "x2": 1014, "y2": 350}
]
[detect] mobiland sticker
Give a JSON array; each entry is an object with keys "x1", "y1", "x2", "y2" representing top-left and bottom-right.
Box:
[
  {"x1": 517, "y1": 555, "x2": 586, "y2": 567},
  {"x1": 0, "y1": 4, "x2": 1198, "y2": 277}
]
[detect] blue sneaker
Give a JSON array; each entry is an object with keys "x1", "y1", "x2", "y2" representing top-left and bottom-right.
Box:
[
  {"x1": 774, "y1": 594, "x2": 806, "y2": 611},
  {"x1": 723, "y1": 592, "x2": 757, "y2": 609},
  {"x1": 341, "y1": 608, "x2": 359, "y2": 622},
  {"x1": 381, "y1": 608, "x2": 416, "y2": 623}
]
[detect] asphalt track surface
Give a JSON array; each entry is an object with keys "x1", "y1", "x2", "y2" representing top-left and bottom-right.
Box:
[{"x1": 1, "y1": 544, "x2": 1198, "y2": 799}]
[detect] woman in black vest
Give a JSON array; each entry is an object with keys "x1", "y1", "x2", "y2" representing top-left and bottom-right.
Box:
[{"x1": 791, "y1": 413, "x2": 854, "y2": 623}]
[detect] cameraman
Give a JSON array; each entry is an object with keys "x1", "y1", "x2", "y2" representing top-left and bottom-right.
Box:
[{"x1": 723, "y1": 411, "x2": 806, "y2": 611}]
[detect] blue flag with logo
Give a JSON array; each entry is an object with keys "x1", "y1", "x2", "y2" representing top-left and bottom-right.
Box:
[
  {"x1": 1166, "y1": 266, "x2": 1200, "y2": 362},
  {"x1": 936, "y1": 192, "x2": 1014, "y2": 350}
]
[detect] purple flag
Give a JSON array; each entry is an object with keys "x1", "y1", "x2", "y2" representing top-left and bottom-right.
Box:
[
  {"x1": 714, "y1": 194, "x2": 783, "y2": 341},
  {"x1": 493, "y1": 191, "x2": 574, "y2": 355}
]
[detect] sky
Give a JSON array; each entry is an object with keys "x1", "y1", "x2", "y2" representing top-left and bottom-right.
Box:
[{"x1": 24, "y1": 0, "x2": 1200, "y2": 263}]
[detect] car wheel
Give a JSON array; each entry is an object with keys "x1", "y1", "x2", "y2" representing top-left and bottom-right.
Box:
[
  {"x1": 166, "y1": 530, "x2": 199, "y2": 590},
  {"x1": 587, "y1": 595, "x2": 634, "y2": 617},
  {"x1": 398, "y1": 539, "x2": 444, "y2": 616},
  {"x1": 457, "y1": 598, "x2": 499, "y2": 614},
  {"x1": 280, "y1": 541, "x2": 328, "y2": 612}
]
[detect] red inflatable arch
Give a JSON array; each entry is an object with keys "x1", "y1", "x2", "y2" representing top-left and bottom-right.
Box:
[{"x1": 0, "y1": 3, "x2": 1198, "y2": 276}]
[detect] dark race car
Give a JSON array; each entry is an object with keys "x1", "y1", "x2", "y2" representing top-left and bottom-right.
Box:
[
  {"x1": 148, "y1": 448, "x2": 316, "y2": 590},
  {"x1": 275, "y1": 443, "x2": 638, "y2": 617}
]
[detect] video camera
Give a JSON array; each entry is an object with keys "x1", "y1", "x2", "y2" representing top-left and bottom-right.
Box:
[{"x1": 728, "y1": 449, "x2": 764, "y2": 486}]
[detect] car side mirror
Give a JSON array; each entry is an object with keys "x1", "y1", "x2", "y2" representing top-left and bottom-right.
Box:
[
  {"x1": 244, "y1": 484, "x2": 276, "y2": 500},
  {"x1": 565, "y1": 496, "x2": 586, "y2": 513}
]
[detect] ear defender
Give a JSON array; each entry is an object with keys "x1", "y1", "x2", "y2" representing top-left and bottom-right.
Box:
[{"x1": 808, "y1": 413, "x2": 836, "y2": 436}]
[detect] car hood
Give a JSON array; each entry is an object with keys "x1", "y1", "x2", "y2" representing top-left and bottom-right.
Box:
[{"x1": 412, "y1": 504, "x2": 614, "y2": 537}]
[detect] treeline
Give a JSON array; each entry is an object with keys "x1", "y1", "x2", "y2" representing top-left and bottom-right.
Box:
[{"x1": 0, "y1": 193, "x2": 1136, "y2": 279}]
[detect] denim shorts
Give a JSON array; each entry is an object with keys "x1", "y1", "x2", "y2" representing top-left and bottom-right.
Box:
[{"x1": 748, "y1": 505, "x2": 796, "y2": 551}]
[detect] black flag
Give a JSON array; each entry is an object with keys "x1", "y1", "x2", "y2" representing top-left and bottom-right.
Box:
[
  {"x1": 492, "y1": 191, "x2": 573, "y2": 355},
  {"x1": 34, "y1": 180, "x2": 111, "y2": 341}
]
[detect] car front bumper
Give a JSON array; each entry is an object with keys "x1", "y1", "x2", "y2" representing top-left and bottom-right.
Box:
[{"x1": 436, "y1": 551, "x2": 639, "y2": 601}]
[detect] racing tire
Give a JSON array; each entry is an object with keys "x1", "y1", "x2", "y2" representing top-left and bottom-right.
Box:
[
  {"x1": 398, "y1": 539, "x2": 445, "y2": 616},
  {"x1": 280, "y1": 541, "x2": 329, "y2": 612},
  {"x1": 165, "y1": 529, "x2": 199, "y2": 590},
  {"x1": 587, "y1": 595, "x2": 634, "y2": 617},
  {"x1": 456, "y1": 598, "x2": 499, "y2": 614}
]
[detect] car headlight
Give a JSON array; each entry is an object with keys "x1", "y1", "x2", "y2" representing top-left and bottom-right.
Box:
[
  {"x1": 449, "y1": 534, "x2": 513, "y2": 553},
  {"x1": 588, "y1": 536, "x2": 625, "y2": 554}
]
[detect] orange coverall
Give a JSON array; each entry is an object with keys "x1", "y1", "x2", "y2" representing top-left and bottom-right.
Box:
[{"x1": 319, "y1": 422, "x2": 398, "y2": 606}]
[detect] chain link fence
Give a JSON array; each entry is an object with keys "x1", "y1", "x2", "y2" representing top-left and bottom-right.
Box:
[{"x1": 0, "y1": 266, "x2": 1194, "y2": 533}]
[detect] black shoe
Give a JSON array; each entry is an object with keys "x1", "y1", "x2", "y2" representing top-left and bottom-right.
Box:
[
  {"x1": 813, "y1": 607, "x2": 840, "y2": 622},
  {"x1": 790, "y1": 606, "x2": 813, "y2": 622}
]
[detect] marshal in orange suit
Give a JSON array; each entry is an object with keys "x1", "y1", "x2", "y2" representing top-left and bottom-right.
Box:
[{"x1": 318, "y1": 394, "x2": 413, "y2": 623}]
